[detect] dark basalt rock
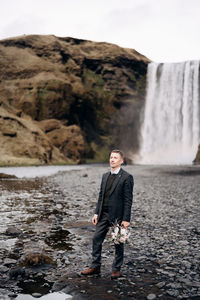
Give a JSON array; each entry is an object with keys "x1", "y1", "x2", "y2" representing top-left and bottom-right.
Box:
[
  {"x1": 5, "y1": 226, "x2": 22, "y2": 237},
  {"x1": 193, "y1": 144, "x2": 200, "y2": 164},
  {"x1": 0, "y1": 173, "x2": 17, "y2": 179},
  {"x1": 9, "y1": 267, "x2": 27, "y2": 279}
]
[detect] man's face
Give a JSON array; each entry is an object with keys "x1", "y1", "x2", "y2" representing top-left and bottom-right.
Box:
[{"x1": 109, "y1": 152, "x2": 123, "y2": 170}]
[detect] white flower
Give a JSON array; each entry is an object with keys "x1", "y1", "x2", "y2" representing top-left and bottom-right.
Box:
[
  {"x1": 114, "y1": 226, "x2": 119, "y2": 235},
  {"x1": 111, "y1": 232, "x2": 117, "y2": 239},
  {"x1": 119, "y1": 236, "x2": 126, "y2": 243},
  {"x1": 109, "y1": 222, "x2": 131, "y2": 244},
  {"x1": 120, "y1": 227, "x2": 127, "y2": 235}
]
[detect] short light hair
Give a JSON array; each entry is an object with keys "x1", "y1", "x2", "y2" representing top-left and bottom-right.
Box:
[{"x1": 110, "y1": 149, "x2": 124, "y2": 160}]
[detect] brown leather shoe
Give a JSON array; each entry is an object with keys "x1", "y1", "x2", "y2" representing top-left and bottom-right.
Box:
[
  {"x1": 81, "y1": 267, "x2": 101, "y2": 275},
  {"x1": 111, "y1": 270, "x2": 120, "y2": 279}
]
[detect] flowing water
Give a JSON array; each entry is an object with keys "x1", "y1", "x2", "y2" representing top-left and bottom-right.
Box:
[
  {"x1": 139, "y1": 61, "x2": 200, "y2": 164},
  {"x1": 0, "y1": 165, "x2": 86, "y2": 178},
  {"x1": 16, "y1": 292, "x2": 72, "y2": 300}
]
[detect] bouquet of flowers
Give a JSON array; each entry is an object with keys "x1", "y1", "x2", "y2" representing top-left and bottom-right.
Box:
[{"x1": 109, "y1": 221, "x2": 130, "y2": 244}]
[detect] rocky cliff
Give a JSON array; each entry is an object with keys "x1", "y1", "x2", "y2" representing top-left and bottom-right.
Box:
[
  {"x1": 0, "y1": 34, "x2": 150, "y2": 165},
  {"x1": 193, "y1": 145, "x2": 200, "y2": 164}
]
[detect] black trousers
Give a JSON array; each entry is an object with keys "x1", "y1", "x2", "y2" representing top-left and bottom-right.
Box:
[{"x1": 91, "y1": 211, "x2": 124, "y2": 271}]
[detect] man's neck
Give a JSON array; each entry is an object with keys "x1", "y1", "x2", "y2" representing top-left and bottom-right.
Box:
[{"x1": 111, "y1": 167, "x2": 121, "y2": 174}]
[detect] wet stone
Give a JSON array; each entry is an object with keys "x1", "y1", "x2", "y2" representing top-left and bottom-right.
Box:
[
  {"x1": 147, "y1": 294, "x2": 156, "y2": 300},
  {"x1": 9, "y1": 267, "x2": 26, "y2": 279},
  {"x1": 32, "y1": 293, "x2": 42, "y2": 297},
  {"x1": 156, "y1": 282, "x2": 166, "y2": 288},
  {"x1": 8, "y1": 294, "x2": 18, "y2": 298},
  {"x1": 5, "y1": 226, "x2": 23, "y2": 237},
  {"x1": 3, "y1": 258, "x2": 17, "y2": 266},
  {"x1": 0, "y1": 265, "x2": 9, "y2": 273},
  {"x1": 167, "y1": 289, "x2": 179, "y2": 297}
]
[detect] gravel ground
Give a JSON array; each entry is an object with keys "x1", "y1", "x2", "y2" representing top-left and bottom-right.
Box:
[{"x1": 0, "y1": 164, "x2": 200, "y2": 299}]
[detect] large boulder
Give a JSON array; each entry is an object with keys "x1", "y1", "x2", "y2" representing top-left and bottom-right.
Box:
[
  {"x1": 0, "y1": 106, "x2": 67, "y2": 166},
  {"x1": 38, "y1": 119, "x2": 85, "y2": 163}
]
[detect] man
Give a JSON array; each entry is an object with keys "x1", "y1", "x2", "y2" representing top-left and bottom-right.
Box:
[{"x1": 81, "y1": 149, "x2": 134, "y2": 279}]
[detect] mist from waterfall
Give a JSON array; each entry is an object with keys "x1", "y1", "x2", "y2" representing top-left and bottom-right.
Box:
[{"x1": 139, "y1": 61, "x2": 200, "y2": 164}]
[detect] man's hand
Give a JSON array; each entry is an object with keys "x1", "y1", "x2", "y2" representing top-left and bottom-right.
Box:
[
  {"x1": 121, "y1": 221, "x2": 130, "y2": 229},
  {"x1": 92, "y1": 215, "x2": 98, "y2": 225}
]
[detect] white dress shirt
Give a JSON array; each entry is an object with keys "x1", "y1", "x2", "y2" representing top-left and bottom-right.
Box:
[{"x1": 111, "y1": 167, "x2": 121, "y2": 174}]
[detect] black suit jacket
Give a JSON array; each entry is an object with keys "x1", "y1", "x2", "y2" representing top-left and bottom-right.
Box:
[{"x1": 94, "y1": 168, "x2": 134, "y2": 223}]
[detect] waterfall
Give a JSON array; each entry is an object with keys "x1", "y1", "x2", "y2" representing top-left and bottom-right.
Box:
[{"x1": 139, "y1": 61, "x2": 200, "y2": 164}]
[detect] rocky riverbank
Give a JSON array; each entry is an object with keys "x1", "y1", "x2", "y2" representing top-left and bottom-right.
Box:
[{"x1": 0, "y1": 165, "x2": 200, "y2": 299}]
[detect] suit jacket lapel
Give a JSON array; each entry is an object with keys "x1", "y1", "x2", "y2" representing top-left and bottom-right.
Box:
[
  {"x1": 109, "y1": 168, "x2": 123, "y2": 196},
  {"x1": 102, "y1": 172, "x2": 110, "y2": 199}
]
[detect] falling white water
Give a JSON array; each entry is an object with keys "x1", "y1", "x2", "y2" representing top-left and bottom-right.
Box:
[{"x1": 139, "y1": 61, "x2": 200, "y2": 164}]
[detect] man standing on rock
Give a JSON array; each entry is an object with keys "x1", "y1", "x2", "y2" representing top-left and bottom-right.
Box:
[{"x1": 81, "y1": 149, "x2": 134, "y2": 279}]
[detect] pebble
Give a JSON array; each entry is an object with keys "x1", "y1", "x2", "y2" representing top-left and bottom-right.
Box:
[
  {"x1": 3, "y1": 258, "x2": 17, "y2": 266},
  {"x1": 8, "y1": 294, "x2": 17, "y2": 298},
  {"x1": 156, "y1": 282, "x2": 165, "y2": 288},
  {"x1": 167, "y1": 289, "x2": 179, "y2": 297},
  {"x1": 32, "y1": 293, "x2": 42, "y2": 298},
  {"x1": 5, "y1": 227, "x2": 22, "y2": 237},
  {"x1": 147, "y1": 293, "x2": 156, "y2": 300},
  {"x1": 0, "y1": 266, "x2": 9, "y2": 273}
]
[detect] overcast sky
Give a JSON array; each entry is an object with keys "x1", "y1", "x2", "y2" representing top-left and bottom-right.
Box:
[{"x1": 0, "y1": 0, "x2": 199, "y2": 63}]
